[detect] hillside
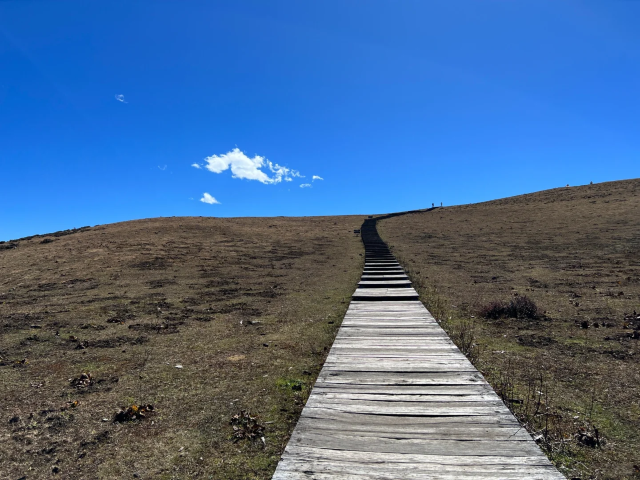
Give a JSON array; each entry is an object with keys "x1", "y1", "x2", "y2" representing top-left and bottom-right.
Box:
[
  {"x1": 378, "y1": 179, "x2": 640, "y2": 480},
  {"x1": 0, "y1": 216, "x2": 363, "y2": 479},
  {"x1": 3, "y1": 179, "x2": 639, "y2": 479}
]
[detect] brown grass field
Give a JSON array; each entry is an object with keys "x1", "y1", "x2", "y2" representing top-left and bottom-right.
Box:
[
  {"x1": 2, "y1": 179, "x2": 639, "y2": 479},
  {"x1": 0, "y1": 216, "x2": 363, "y2": 479},
  {"x1": 379, "y1": 179, "x2": 640, "y2": 480}
]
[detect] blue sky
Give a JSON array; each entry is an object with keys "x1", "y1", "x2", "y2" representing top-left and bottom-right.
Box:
[{"x1": 1, "y1": 1, "x2": 639, "y2": 240}]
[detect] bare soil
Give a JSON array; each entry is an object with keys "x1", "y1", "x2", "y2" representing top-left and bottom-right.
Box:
[
  {"x1": 0, "y1": 216, "x2": 363, "y2": 479},
  {"x1": 378, "y1": 179, "x2": 640, "y2": 480}
]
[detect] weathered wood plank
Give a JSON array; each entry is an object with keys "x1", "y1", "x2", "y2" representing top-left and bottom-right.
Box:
[
  {"x1": 311, "y1": 384, "x2": 495, "y2": 395},
  {"x1": 287, "y1": 432, "x2": 545, "y2": 457},
  {"x1": 280, "y1": 446, "x2": 560, "y2": 467},
  {"x1": 275, "y1": 458, "x2": 563, "y2": 480},
  {"x1": 302, "y1": 400, "x2": 511, "y2": 417},
  {"x1": 294, "y1": 417, "x2": 533, "y2": 441},
  {"x1": 309, "y1": 392, "x2": 502, "y2": 403},
  {"x1": 296, "y1": 409, "x2": 523, "y2": 427},
  {"x1": 316, "y1": 370, "x2": 488, "y2": 385}
]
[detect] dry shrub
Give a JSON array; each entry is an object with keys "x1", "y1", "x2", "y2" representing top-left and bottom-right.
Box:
[
  {"x1": 230, "y1": 410, "x2": 265, "y2": 444},
  {"x1": 480, "y1": 295, "x2": 538, "y2": 320}
]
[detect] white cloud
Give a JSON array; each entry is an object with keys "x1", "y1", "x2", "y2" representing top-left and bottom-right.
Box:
[
  {"x1": 115, "y1": 94, "x2": 127, "y2": 103},
  {"x1": 200, "y1": 193, "x2": 220, "y2": 205},
  {"x1": 312, "y1": 175, "x2": 323, "y2": 181},
  {"x1": 300, "y1": 183, "x2": 312, "y2": 188},
  {"x1": 201, "y1": 148, "x2": 301, "y2": 184},
  {"x1": 158, "y1": 165, "x2": 167, "y2": 171},
  {"x1": 191, "y1": 163, "x2": 201, "y2": 169}
]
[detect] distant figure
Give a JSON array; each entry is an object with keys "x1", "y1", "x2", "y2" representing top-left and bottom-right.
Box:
[
  {"x1": 590, "y1": 181, "x2": 593, "y2": 185},
  {"x1": 432, "y1": 203, "x2": 434, "y2": 208},
  {"x1": 440, "y1": 202, "x2": 442, "y2": 207},
  {"x1": 566, "y1": 184, "x2": 570, "y2": 187}
]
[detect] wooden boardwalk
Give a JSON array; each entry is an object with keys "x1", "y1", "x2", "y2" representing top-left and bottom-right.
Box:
[{"x1": 272, "y1": 218, "x2": 563, "y2": 479}]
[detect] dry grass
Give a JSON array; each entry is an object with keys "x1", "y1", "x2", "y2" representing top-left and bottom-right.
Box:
[
  {"x1": 379, "y1": 179, "x2": 640, "y2": 480},
  {"x1": 0, "y1": 215, "x2": 363, "y2": 479}
]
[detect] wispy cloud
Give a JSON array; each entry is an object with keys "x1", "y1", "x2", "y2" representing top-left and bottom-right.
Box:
[
  {"x1": 300, "y1": 183, "x2": 312, "y2": 188},
  {"x1": 312, "y1": 175, "x2": 323, "y2": 181},
  {"x1": 158, "y1": 165, "x2": 167, "y2": 171},
  {"x1": 115, "y1": 94, "x2": 127, "y2": 103},
  {"x1": 191, "y1": 163, "x2": 201, "y2": 169},
  {"x1": 200, "y1": 193, "x2": 220, "y2": 205},
  {"x1": 200, "y1": 148, "x2": 301, "y2": 184}
]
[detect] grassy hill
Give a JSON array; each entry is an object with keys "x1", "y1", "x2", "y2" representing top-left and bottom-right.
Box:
[
  {"x1": 0, "y1": 216, "x2": 363, "y2": 479},
  {"x1": 378, "y1": 179, "x2": 640, "y2": 480},
  {"x1": 2, "y1": 179, "x2": 639, "y2": 479}
]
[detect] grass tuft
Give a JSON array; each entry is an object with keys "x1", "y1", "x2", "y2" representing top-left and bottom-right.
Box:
[{"x1": 480, "y1": 295, "x2": 539, "y2": 320}]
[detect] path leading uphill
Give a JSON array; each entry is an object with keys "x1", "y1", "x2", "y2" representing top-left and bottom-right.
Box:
[{"x1": 272, "y1": 216, "x2": 564, "y2": 479}]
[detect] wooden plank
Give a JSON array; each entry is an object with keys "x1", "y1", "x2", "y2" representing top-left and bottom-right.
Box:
[
  {"x1": 315, "y1": 372, "x2": 488, "y2": 387},
  {"x1": 358, "y1": 281, "x2": 413, "y2": 287},
  {"x1": 309, "y1": 392, "x2": 502, "y2": 403},
  {"x1": 286, "y1": 432, "x2": 545, "y2": 457},
  {"x1": 302, "y1": 401, "x2": 511, "y2": 417},
  {"x1": 352, "y1": 288, "x2": 418, "y2": 294},
  {"x1": 310, "y1": 384, "x2": 495, "y2": 395},
  {"x1": 294, "y1": 417, "x2": 533, "y2": 441},
  {"x1": 297, "y1": 409, "x2": 523, "y2": 428},
  {"x1": 280, "y1": 446, "x2": 560, "y2": 467},
  {"x1": 360, "y1": 275, "x2": 409, "y2": 279},
  {"x1": 327, "y1": 346, "x2": 459, "y2": 352},
  {"x1": 275, "y1": 458, "x2": 564, "y2": 479}
]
